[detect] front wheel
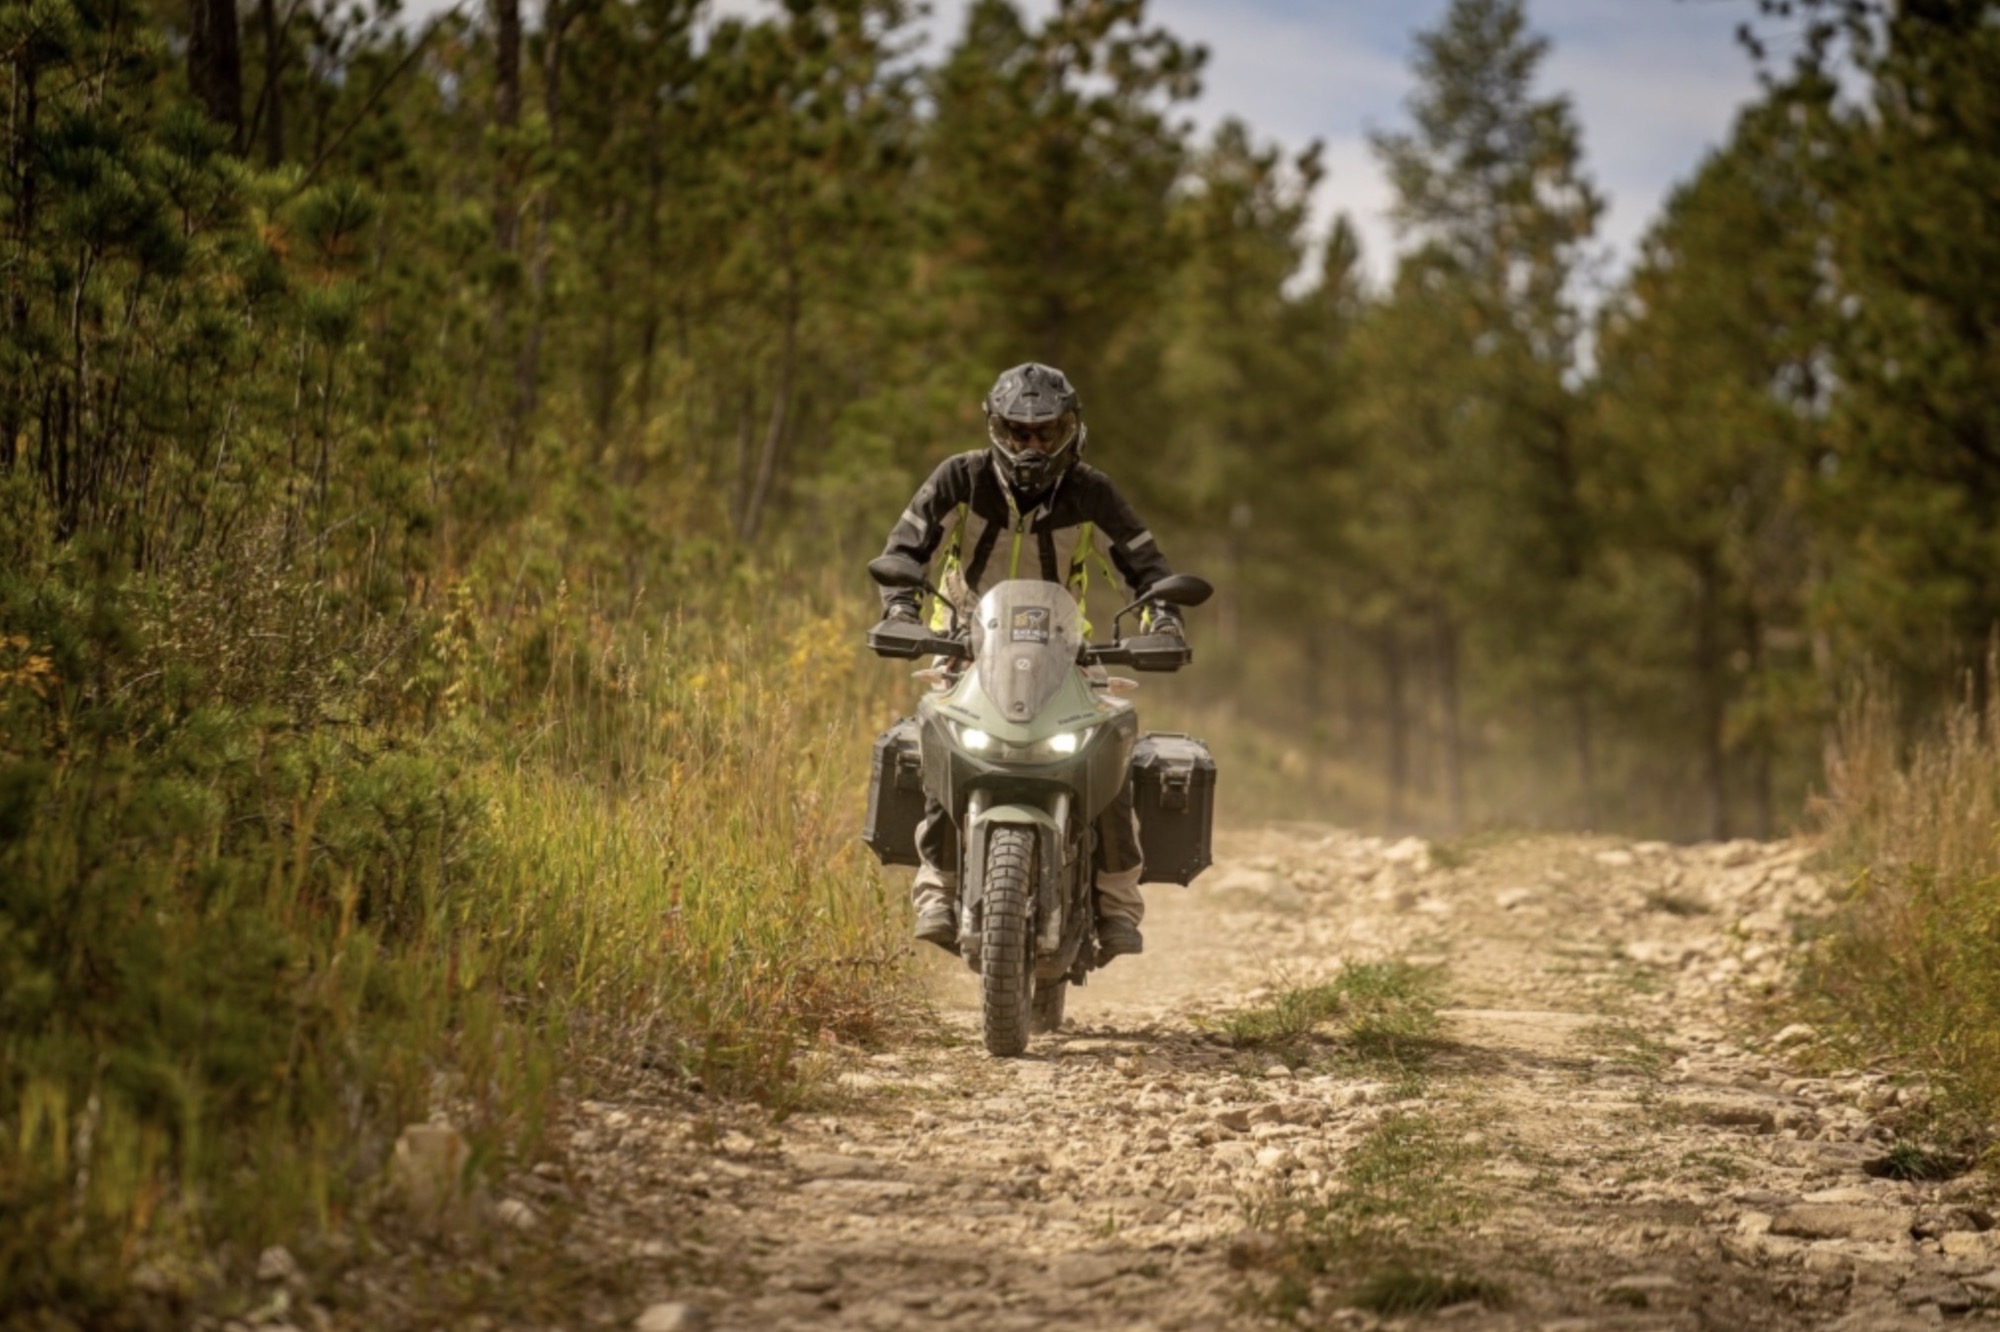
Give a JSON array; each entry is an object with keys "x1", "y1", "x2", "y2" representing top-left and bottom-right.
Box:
[{"x1": 980, "y1": 826, "x2": 1037, "y2": 1056}]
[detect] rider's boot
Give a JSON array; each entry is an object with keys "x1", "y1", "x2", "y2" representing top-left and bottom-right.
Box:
[
  {"x1": 912, "y1": 867, "x2": 959, "y2": 953},
  {"x1": 1094, "y1": 865, "x2": 1146, "y2": 961}
]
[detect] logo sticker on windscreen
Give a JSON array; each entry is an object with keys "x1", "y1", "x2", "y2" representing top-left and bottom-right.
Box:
[{"x1": 1010, "y1": 607, "x2": 1051, "y2": 644}]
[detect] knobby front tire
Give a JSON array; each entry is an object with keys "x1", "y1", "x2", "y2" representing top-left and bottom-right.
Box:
[{"x1": 980, "y1": 826, "x2": 1037, "y2": 1056}]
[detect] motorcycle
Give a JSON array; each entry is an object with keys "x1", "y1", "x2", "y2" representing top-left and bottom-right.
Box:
[{"x1": 864, "y1": 554, "x2": 1213, "y2": 1056}]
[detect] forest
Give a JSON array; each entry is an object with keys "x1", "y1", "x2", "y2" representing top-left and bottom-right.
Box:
[{"x1": 3, "y1": 0, "x2": 1999, "y2": 1317}]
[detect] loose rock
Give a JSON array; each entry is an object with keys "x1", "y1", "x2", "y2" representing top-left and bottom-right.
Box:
[{"x1": 634, "y1": 1303, "x2": 707, "y2": 1332}]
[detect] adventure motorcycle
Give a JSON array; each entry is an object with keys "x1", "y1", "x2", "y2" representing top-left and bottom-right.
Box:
[{"x1": 864, "y1": 555, "x2": 1213, "y2": 1056}]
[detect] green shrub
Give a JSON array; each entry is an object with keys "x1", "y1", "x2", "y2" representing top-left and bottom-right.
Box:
[{"x1": 1810, "y1": 677, "x2": 2000, "y2": 1144}]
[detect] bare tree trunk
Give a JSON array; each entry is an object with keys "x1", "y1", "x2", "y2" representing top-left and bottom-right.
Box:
[
  {"x1": 1744, "y1": 603, "x2": 1775, "y2": 840},
  {"x1": 740, "y1": 290, "x2": 794, "y2": 543},
  {"x1": 1380, "y1": 620, "x2": 1409, "y2": 829},
  {"x1": 1432, "y1": 603, "x2": 1467, "y2": 834},
  {"x1": 5, "y1": 51, "x2": 41, "y2": 476},
  {"x1": 514, "y1": 0, "x2": 570, "y2": 439},
  {"x1": 187, "y1": 0, "x2": 244, "y2": 151},
  {"x1": 490, "y1": 0, "x2": 522, "y2": 471},
  {"x1": 1693, "y1": 550, "x2": 1729, "y2": 841},
  {"x1": 254, "y1": 0, "x2": 283, "y2": 166},
  {"x1": 738, "y1": 168, "x2": 797, "y2": 544},
  {"x1": 1571, "y1": 678, "x2": 1597, "y2": 830},
  {"x1": 634, "y1": 127, "x2": 664, "y2": 453},
  {"x1": 731, "y1": 386, "x2": 752, "y2": 533},
  {"x1": 1300, "y1": 620, "x2": 1323, "y2": 717}
]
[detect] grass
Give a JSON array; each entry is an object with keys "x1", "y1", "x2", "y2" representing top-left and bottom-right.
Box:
[
  {"x1": 1642, "y1": 888, "x2": 1711, "y2": 917},
  {"x1": 1580, "y1": 1021, "x2": 1670, "y2": 1077},
  {"x1": 1219, "y1": 966, "x2": 1498, "y2": 1318},
  {"x1": 1208, "y1": 961, "x2": 1448, "y2": 1070},
  {"x1": 1864, "y1": 1139, "x2": 1969, "y2": 1182},
  {"x1": 0, "y1": 551, "x2": 911, "y2": 1319},
  {"x1": 1805, "y1": 672, "x2": 2000, "y2": 1155},
  {"x1": 1677, "y1": 1149, "x2": 1748, "y2": 1182},
  {"x1": 1239, "y1": 1107, "x2": 1505, "y2": 1322}
]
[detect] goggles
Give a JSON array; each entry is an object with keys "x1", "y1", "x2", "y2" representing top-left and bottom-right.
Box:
[{"x1": 1000, "y1": 418, "x2": 1073, "y2": 454}]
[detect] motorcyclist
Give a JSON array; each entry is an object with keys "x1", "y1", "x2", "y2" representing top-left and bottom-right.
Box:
[{"x1": 874, "y1": 362, "x2": 1184, "y2": 962}]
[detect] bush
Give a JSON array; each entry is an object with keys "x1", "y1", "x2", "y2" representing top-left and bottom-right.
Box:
[
  {"x1": 1810, "y1": 675, "x2": 2000, "y2": 1143},
  {"x1": 0, "y1": 546, "x2": 908, "y2": 1315}
]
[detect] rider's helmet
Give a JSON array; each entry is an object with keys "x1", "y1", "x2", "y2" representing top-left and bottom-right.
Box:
[{"x1": 985, "y1": 362, "x2": 1085, "y2": 497}]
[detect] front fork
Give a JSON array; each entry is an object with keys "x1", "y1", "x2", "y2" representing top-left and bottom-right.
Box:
[{"x1": 957, "y1": 789, "x2": 1086, "y2": 972}]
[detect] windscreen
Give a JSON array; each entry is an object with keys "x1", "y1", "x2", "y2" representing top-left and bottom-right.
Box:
[{"x1": 971, "y1": 580, "x2": 1083, "y2": 725}]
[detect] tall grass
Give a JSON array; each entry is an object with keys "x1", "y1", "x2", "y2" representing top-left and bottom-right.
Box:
[
  {"x1": 0, "y1": 544, "x2": 907, "y2": 1316},
  {"x1": 1810, "y1": 672, "x2": 2000, "y2": 1137}
]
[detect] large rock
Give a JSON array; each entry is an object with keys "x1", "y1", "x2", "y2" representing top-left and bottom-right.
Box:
[
  {"x1": 1769, "y1": 1204, "x2": 1914, "y2": 1244},
  {"x1": 391, "y1": 1123, "x2": 482, "y2": 1231},
  {"x1": 634, "y1": 1303, "x2": 707, "y2": 1332}
]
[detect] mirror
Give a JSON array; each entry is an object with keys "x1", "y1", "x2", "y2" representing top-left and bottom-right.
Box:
[
  {"x1": 867, "y1": 555, "x2": 929, "y2": 590},
  {"x1": 1145, "y1": 574, "x2": 1213, "y2": 607}
]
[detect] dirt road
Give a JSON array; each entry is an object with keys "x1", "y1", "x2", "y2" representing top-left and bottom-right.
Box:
[{"x1": 556, "y1": 827, "x2": 2000, "y2": 1331}]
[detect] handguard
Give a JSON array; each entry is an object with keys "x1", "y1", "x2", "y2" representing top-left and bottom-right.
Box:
[
  {"x1": 867, "y1": 618, "x2": 972, "y2": 661},
  {"x1": 1083, "y1": 633, "x2": 1193, "y2": 672}
]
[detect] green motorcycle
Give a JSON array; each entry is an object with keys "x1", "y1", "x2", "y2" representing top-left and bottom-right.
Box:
[{"x1": 866, "y1": 555, "x2": 1212, "y2": 1056}]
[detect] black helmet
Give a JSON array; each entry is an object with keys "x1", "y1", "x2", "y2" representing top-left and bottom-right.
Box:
[{"x1": 984, "y1": 362, "x2": 1085, "y2": 496}]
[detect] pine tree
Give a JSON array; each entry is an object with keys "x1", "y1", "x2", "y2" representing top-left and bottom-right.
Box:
[
  {"x1": 1592, "y1": 103, "x2": 1824, "y2": 837},
  {"x1": 1365, "y1": 0, "x2": 1604, "y2": 827}
]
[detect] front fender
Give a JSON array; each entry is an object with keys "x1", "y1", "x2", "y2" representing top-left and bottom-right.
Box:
[
  {"x1": 969, "y1": 802, "x2": 1062, "y2": 833},
  {"x1": 962, "y1": 794, "x2": 1071, "y2": 959}
]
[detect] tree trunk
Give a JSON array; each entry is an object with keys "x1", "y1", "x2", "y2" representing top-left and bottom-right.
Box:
[
  {"x1": 1380, "y1": 620, "x2": 1409, "y2": 828},
  {"x1": 738, "y1": 159, "x2": 797, "y2": 545},
  {"x1": 1300, "y1": 620, "x2": 1323, "y2": 717},
  {"x1": 254, "y1": 0, "x2": 283, "y2": 166},
  {"x1": 633, "y1": 121, "x2": 665, "y2": 456},
  {"x1": 5, "y1": 52, "x2": 41, "y2": 476},
  {"x1": 187, "y1": 0, "x2": 244, "y2": 151},
  {"x1": 1432, "y1": 603, "x2": 1467, "y2": 834},
  {"x1": 1744, "y1": 602, "x2": 1775, "y2": 840},
  {"x1": 1571, "y1": 677, "x2": 1597, "y2": 830},
  {"x1": 1693, "y1": 550, "x2": 1729, "y2": 841},
  {"x1": 730, "y1": 386, "x2": 752, "y2": 532},
  {"x1": 514, "y1": 0, "x2": 570, "y2": 439},
  {"x1": 490, "y1": 0, "x2": 522, "y2": 471},
  {"x1": 739, "y1": 280, "x2": 795, "y2": 544}
]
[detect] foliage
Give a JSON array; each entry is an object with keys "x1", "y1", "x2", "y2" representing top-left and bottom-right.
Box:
[
  {"x1": 1806, "y1": 671, "x2": 2000, "y2": 1139},
  {"x1": 1209, "y1": 961, "x2": 1445, "y2": 1068},
  {"x1": 1239, "y1": 1106, "x2": 1502, "y2": 1321}
]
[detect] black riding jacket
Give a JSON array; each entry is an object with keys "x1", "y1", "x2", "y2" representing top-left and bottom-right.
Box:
[{"x1": 878, "y1": 450, "x2": 1176, "y2": 624}]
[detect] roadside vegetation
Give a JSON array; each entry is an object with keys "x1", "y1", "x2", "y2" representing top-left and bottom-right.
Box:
[
  {"x1": 1806, "y1": 677, "x2": 2000, "y2": 1153},
  {"x1": 0, "y1": 542, "x2": 907, "y2": 1314},
  {"x1": 1209, "y1": 962, "x2": 1447, "y2": 1073},
  {"x1": 1239, "y1": 1107, "x2": 1505, "y2": 1322}
]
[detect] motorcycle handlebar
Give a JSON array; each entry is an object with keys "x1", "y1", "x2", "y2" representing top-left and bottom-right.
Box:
[
  {"x1": 867, "y1": 620, "x2": 971, "y2": 660},
  {"x1": 1082, "y1": 634, "x2": 1192, "y2": 672},
  {"x1": 867, "y1": 623, "x2": 1189, "y2": 672}
]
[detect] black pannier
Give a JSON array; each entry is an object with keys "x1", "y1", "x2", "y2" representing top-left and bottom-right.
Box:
[
  {"x1": 1131, "y1": 732, "x2": 1216, "y2": 886},
  {"x1": 863, "y1": 716, "x2": 925, "y2": 866}
]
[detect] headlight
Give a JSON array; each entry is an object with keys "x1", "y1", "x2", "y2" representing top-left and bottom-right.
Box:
[
  {"x1": 1031, "y1": 725, "x2": 1094, "y2": 759},
  {"x1": 952, "y1": 723, "x2": 1093, "y2": 760}
]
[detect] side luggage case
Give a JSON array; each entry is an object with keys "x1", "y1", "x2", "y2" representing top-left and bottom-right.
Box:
[
  {"x1": 863, "y1": 716, "x2": 925, "y2": 866},
  {"x1": 1131, "y1": 732, "x2": 1217, "y2": 885}
]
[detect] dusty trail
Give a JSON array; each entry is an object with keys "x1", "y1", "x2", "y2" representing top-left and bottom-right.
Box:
[{"x1": 556, "y1": 827, "x2": 2000, "y2": 1331}]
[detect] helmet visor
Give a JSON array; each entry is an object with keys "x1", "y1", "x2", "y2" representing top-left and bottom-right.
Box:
[{"x1": 998, "y1": 413, "x2": 1077, "y2": 456}]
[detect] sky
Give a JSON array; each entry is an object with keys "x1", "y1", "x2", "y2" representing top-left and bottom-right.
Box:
[
  {"x1": 1139, "y1": 0, "x2": 1771, "y2": 290},
  {"x1": 703, "y1": 0, "x2": 1775, "y2": 293}
]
